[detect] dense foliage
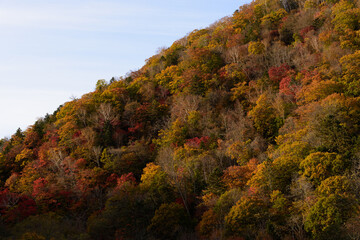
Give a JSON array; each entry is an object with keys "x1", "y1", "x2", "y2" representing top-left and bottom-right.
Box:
[{"x1": 1, "y1": 0, "x2": 360, "y2": 239}]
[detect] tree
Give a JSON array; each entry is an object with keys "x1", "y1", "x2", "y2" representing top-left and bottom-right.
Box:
[
  {"x1": 339, "y1": 51, "x2": 360, "y2": 97},
  {"x1": 248, "y1": 93, "x2": 282, "y2": 141},
  {"x1": 316, "y1": 175, "x2": 352, "y2": 196},
  {"x1": 305, "y1": 194, "x2": 356, "y2": 239},
  {"x1": 140, "y1": 163, "x2": 174, "y2": 207},
  {"x1": 296, "y1": 71, "x2": 341, "y2": 104},
  {"x1": 95, "y1": 79, "x2": 108, "y2": 91},
  {"x1": 248, "y1": 41, "x2": 265, "y2": 55},
  {"x1": 10, "y1": 213, "x2": 80, "y2": 240},
  {"x1": 304, "y1": 94, "x2": 360, "y2": 153},
  {"x1": 87, "y1": 183, "x2": 151, "y2": 240},
  {"x1": 332, "y1": 0, "x2": 360, "y2": 34},
  {"x1": 300, "y1": 152, "x2": 346, "y2": 186},
  {"x1": 268, "y1": 64, "x2": 290, "y2": 84},
  {"x1": 261, "y1": 9, "x2": 287, "y2": 29},
  {"x1": 222, "y1": 159, "x2": 257, "y2": 190},
  {"x1": 197, "y1": 209, "x2": 219, "y2": 238},
  {"x1": 147, "y1": 203, "x2": 191, "y2": 240},
  {"x1": 225, "y1": 195, "x2": 267, "y2": 238}
]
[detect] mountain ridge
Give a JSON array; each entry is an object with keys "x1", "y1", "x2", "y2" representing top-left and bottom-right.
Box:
[{"x1": 1, "y1": 0, "x2": 360, "y2": 239}]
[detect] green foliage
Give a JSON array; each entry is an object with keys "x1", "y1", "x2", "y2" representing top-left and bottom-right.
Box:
[
  {"x1": 87, "y1": 188, "x2": 151, "y2": 240},
  {"x1": 268, "y1": 135, "x2": 312, "y2": 192},
  {"x1": 147, "y1": 203, "x2": 191, "y2": 240},
  {"x1": 214, "y1": 189, "x2": 242, "y2": 221},
  {"x1": 232, "y1": 3, "x2": 263, "y2": 42},
  {"x1": 261, "y1": 9, "x2": 287, "y2": 29},
  {"x1": 340, "y1": 51, "x2": 360, "y2": 96},
  {"x1": 225, "y1": 195, "x2": 267, "y2": 237},
  {"x1": 317, "y1": 175, "x2": 352, "y2": 196},
  {"x1": 10, "y1": 213, "x2": 80, "y2": 240},
  {"x1": 95, "y1": 79, "x2": 108, "y2": 91},
  {"x1": 332, "y1": 1, "x2": 360, "y2": 34},
  {"x1": 155, "y1": 118, "x2": 188, "y2": 147},
  {"x1": 140, "y1": 163, "x2": 174, "y2": 206},
  {"x1": 100, "y1": 148, "x2": 112, "y2": 168},
  {"x1": 270, "y1": 190, "x2": 288, "y2": 212},
  {"x1": 205, "y1": 167, "x2": 226, "y2": 195},
  {"x1": 249, "y1": 93, "x2": 282, "y2": 141},
  {"x1": 305, "y1": 194, "x2": 356, "y2": 239},
  {"x1": 300, "y1": 152, "x2": 346, "y2": 186},
  {"x1": 306, "y1": 94, "x2": 360, "y2": 153}
]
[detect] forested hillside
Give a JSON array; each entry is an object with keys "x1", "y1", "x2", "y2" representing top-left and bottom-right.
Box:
[{"x1": 1, "y1": 0, "x2": 360, "y2": 239}]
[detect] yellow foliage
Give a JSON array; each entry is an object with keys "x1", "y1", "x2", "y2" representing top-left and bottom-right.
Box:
[
  {"x1": 197, "y1": 209, "x2": 218, "y2": 237},
  {"x1": 140, "y1": 162, "x2": 162, "y2": 189},
  {"x1": 248, "y1": 41, "x2": 265, "y2": 55},
  {"x1": 226, "y1": 140, "x2": 252, "y2": 165},
  {"x1": 15, "y1": 148, "x2": 33, "y2": 166},
  {"x1": 155, "y1": 66, "x2": 184, "y2": 94}
]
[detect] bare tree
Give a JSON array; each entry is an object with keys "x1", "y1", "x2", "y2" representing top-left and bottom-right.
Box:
[
  {"x1": 92, "y1": 146, "x2": 103, "y2": 167},
  {"x1": 157, "y1": 147, "x2": 190, "y2": 216},
  {"x1": 98, "y1": 103, "x2": 118, "y2": 123},
  {"x1": 171, "y1": 94, "x2": 201, "y2": 121},
  {"x1": 49, "y1": 148, "x2": 66, "y2": 173},
  {"x1": 76, "y1": 108, "x2": 88, "y2": 127}
]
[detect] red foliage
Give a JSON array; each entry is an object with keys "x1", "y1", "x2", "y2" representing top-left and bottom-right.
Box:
[
  {"x1": 0, "y1": 189, "x2": 37, "y2": 223},
  {"x1": 279, "y1": 70, "x2": 299, "y2": 97},
  {"x1": 23, "y1": 131, "x2": 40, "y2": 149},
  {"x1": 268, "y1": 64, "x2": 290, "y2": 84},
  {"x1": 300, "y1": 26, "x2": 315, "y2": 40},
  {"x1": 44, "y1": 130, "x2": 59, "y2": 145},
  {"x1": 299, "y1": 69, "x2": 321, "y2": 85},
  {"x1": 136, "y1": 103, "x2": 150, "y2": 114},
  {"x1": 113, "y1": 173, "x2": 136, "y2": 193},
  {"x1": 246, "y1": 186, "x2": 259, "y2": 196},
  {"x1": 185, "y1": 136, "x2": 210, "y2": 148},
  {"x1": 32, "y1": 177, "x2": 49, "y2": 199},
  {"x1": 279, "y1": 16, "x2": 288, "y2": 29},
  {"x1": 106, "y1": 173, "x2": 119, "y2": 187},
  {"x1": 73, "y1": 130, "x2": 82, "y2": 138},
  {"x1": 75, "y1": 158, "x2": 87, "y2": 169},
  {"x1": 175, "y1": 197, "x2": 186, "y2": 207},
  {"x1": 35, "y1": 159, "x2": 48, "y2": 169},
  {"x1": 117, "y1": 173, "x2": 136, "y2": 186},
  {"x1": 0, "y1": 189, "x2": 19, "y2": 210},
  {"x1": 13, "y1": 195, "x2": 37, "y2": 220},
  {"x1": 128, "y1": 122, "x2": 144, "y2": 133},
  {"x1": 226, "y1": 33, "x2": 244, "y2": 48},
  {"x1": 218, "y1": 67, "x2": 228, "y2": 80},
  {"x1": 149, "y1": 143, "x2": 156, "y2": 153}
]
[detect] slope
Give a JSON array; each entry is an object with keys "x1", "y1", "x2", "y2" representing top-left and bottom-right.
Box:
[{"x1": 1, "y1": 0, "x2": 360, "y2": 239}]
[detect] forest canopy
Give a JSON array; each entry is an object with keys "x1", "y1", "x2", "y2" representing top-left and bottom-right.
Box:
[{"x1": 1, "y1": 0, "x2": 360, "y2": 239}]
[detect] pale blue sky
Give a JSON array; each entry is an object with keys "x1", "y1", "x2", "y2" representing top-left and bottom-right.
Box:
[{"x1": 0, "y1": 0, "x2": 248, "y2": 138}]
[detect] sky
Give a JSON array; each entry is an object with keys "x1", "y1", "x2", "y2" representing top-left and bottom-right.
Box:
[{"x1": 0, "y1": 0, "x2": 249, "y2": 138}]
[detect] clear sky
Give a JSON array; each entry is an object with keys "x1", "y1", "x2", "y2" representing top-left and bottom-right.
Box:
[{"x1": 0, "y1": 0, "x2": 249, "y2": 138}]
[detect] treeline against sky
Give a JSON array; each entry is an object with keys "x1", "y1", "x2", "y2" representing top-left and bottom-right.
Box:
[{"x1": 1, "y1": 0, "x2": 360, "y2": 238}]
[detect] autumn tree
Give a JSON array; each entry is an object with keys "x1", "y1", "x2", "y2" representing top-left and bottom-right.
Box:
[
  {"x1": 147, "y1": 203, "x2": 191, "y2": 240},
  {"x1": 248, "y1": 93, "x2": 282, "y2": 141}
]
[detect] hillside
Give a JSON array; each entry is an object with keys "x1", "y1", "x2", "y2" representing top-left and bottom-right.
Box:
[{"x1": 1, "y1": 0, "x2": 360, "y2": 239}]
